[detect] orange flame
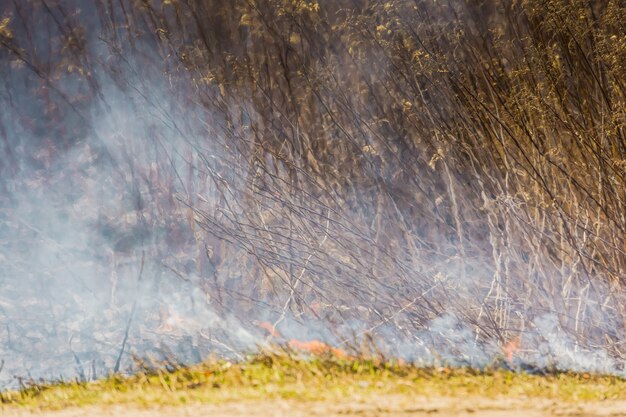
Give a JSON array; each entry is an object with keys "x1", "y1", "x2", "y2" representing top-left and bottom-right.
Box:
[
  {"x1": 255, "y1": 321, "x2": 283, "y2": 339},
  {"x1": 288, "y1": 338, "x2": 348, "y2": 358},
  {"x1": 502, "y1": 336, "x2": 521, "y2": 362},
  {"x1": 254, "y1": 321, "x2": 348, "y2": 358},
  {"x1": 158, "y1": 306, "x2": 184, "y2": 333}
]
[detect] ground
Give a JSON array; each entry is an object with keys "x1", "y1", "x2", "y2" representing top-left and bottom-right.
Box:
[{"x1": 4, "y1": 396, "x2": 626, "y2": 417}]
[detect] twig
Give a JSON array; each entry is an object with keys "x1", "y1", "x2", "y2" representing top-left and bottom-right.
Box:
[
  {"x1": 68, "y1": 336, "x2": 86, "y2": 382},
  {"x1": 114, "y1": 251, "x2": 146, "y2": 373}
]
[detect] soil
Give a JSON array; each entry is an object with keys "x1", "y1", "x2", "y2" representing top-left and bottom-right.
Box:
[{"x1": 4, "y1": 395, "x2": 626, "y2": 417}]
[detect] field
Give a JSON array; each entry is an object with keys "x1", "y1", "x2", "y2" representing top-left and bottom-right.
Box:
[{"x1": 2, "y1": 352, "x2": 625, "y2": 416}]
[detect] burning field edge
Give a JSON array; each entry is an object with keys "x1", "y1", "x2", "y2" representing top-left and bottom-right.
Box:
[{"x1": 1, "y1": 349, "x2": 625, "y2": 411}]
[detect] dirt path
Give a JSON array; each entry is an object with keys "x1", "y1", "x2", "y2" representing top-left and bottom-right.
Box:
[{"x1": 4, "y1": 396, "x2": 626, "y2": 417}]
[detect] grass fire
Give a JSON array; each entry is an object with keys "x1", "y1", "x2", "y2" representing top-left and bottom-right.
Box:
[{"x1": 0, "y1": 0, "x2": 624, "y2": 416}]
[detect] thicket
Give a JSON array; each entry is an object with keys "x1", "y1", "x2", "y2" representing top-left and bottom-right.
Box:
[{"x1": 0, "y1": 0, "x2": 624, "y2": 368}]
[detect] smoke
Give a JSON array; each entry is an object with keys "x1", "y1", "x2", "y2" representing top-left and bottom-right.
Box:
[
  {"x1": 0, "y1": 2, "x2": 259, "y2": 387},
  {"x1": 0, "y1": 90, "x2": 259, "y2": 388},
  {"x1": 1, "y1": 0, "x2": 625, "y2": 389}
]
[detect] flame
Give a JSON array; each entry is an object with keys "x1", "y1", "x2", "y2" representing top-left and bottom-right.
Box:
[
  {"x1": 288, "y1": 338, "x2": 348, "y2": 358},
  {"x1": 255, "y1": 320, "x2": 283, "y2": 339},
  {"x1": 254, "y1": 321, "x2": 348, "y2": 358},
  {"x1": 502, "y1": 336, "x2": 521, "y2": 362},
  {"x1": 158, "y1": 306, "x2": 185, "y2": 333}
]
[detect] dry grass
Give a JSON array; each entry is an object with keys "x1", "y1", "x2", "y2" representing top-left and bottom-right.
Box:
[{"x1": 1, "y1": 351, "x2": 624, "y2": 411}]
